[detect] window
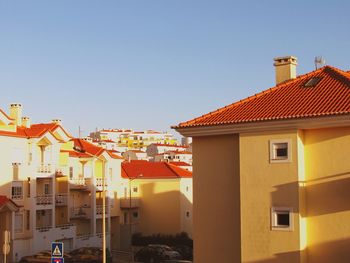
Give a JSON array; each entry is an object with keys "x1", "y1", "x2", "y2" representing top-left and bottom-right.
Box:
[
  {"x1": 69, "y1": 167, "x2": 73, "y2": 179},
  {"x1": 15, "y1": 212, "x2": 24, "y2": 233},
  {"x1": 26, "y1": 210, "x2": 30, "y2": 230},
  {"x1": 27, "y1": 177, "x2": 31, "y2": 197},
  {"x1": 133, "y1": 211, "x2": 139, "y2": 219},
  {"x1": 133, "y1": 186, "x2": 138, "y2": 193},
  {"x1": 271, "y1": 207, "x2": 293, "y2": 231},
  {"x1": 270, "y1": 139, "x2": 292, "y2": 163},
  {"x1": 44, "y1": 183, "x2": 50, "y2": 195},
  {"x1": 304, "y1": 77, "x2": 322, "y2": 87},
  {"x1": 186, "y1": 211, "x2": 190, "y2": 218},
  {"x1": 12, "y1": 181, "x2": 23, "y2": 200}
]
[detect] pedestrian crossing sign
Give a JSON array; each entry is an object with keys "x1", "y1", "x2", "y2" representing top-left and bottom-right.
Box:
[{"x1": 51, "y1": 242, "x2": 64, "y2": 257}]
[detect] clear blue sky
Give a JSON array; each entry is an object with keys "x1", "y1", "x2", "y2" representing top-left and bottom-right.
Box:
[{"x1": 0, "y1": 1, "x2": 349, "y2": 138}]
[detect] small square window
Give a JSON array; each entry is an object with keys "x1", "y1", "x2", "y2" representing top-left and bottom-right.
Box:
[
  {"x1": 271, "y1": 207, "x2": 293, "y2": 231},
  {"x1": 133, "y1": 187, "x2": 138, "y2": 193},
  {"x1": 270, "y1": 139, "x2": 292, "y2": 163},
  {"x1": 133, "y1": 211, "x2": 139, "y2": 219}
]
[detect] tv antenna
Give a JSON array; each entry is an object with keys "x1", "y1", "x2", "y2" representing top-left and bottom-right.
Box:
[{"x1": 314, "y1": 56, "x2": 326, "y2": 70}]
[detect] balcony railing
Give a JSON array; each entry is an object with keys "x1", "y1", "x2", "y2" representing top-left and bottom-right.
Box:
[
  {"x1": 37, "y1": 164, "x2": 52, "y2": 173},
  {"x1": 95, "y1": 178, "x2": 107, "y2": 191},
  {"x1": 70, "y1": 206, "x2": 91, "y2": 219},
  {"x1": 96, "y1": 205, "x2": 108, "y2": 215},
  {"x1": 35, "y1": 194, "x2": 53, "y2": 205},
  {"x1": 70, "y1": 178, "x2": 89, "y2": 190},
  {"x1": 55, "y1": 193, "x2": 68, "y2": 206}
]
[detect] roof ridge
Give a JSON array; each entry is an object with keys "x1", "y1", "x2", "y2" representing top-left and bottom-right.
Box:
[
  {"x1": 164, "y1": 162, "x2": 181, "y2": 178},
  {"x1": 176, "y1": 66, "x2": 326, "y2": 127},
  {"x1": 324, "y1": 65, "x2": 350, "y2": 86}
]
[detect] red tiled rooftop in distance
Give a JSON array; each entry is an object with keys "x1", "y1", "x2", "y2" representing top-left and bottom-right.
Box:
[
  {"x1": 71, "y1": 138, "x2": 123, "y2": 159},
  {"x1": 151, "y1": 143, "x2": 188, "y2": 148},
  {"x1": 121, "y1": 161, "x2": 192, "y2": 179},
  {"x1": 175, "y1": 66, "x2": 350, "y2": 128},
  {"x1": 169, "y1": 161, "x2": 191, "y2": 166},
  {"x1": 0, "y1": 195, "x2": 9, "y2": 206},
  {"x1": 0, "y1": 122, "x2": 72, "y2": 139}
]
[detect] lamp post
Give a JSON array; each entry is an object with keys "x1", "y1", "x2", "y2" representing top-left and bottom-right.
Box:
[
  {"x1": 74, "y1": 146, "x2": 107, "y2": 263},
  {"x1": 129, "y1": 174, "x2": 143, "y2": 260}
]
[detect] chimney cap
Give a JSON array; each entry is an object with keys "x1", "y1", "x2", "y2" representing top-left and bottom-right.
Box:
[
  {"x1": 10, "y1": 103, "x2": 22, "y2": 107},
  {"x1": 52, "y1": 119, "x2": 62, "y2": 124},
  {"x1": 274, "y1": 56, "x2": 298, "y2": 66}
]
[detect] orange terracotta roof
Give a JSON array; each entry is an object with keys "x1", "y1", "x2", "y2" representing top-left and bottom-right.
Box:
[
  {"x1": 60, "y1": 149, "x2": 91, "y2": 158},
  {"x1": 169, "y1": 150, "x2": 192, "y2": 155},
  {"x1": 169, "y1": 161, "x2": 191, "y2": 166},
  {"x1": 176, "y1": 66, "x2": 350, "y2": 128},
  {"x1": 107, "y1": 150, "x2": 124, "y2": 159},
  {"x1": 0, "y1": 109, "x2": 14, "y2": 121},
  {"x1": 0, "y1": 195, "x2": 9, "y2": 206},
  {"x1": 121, "y1": 161, "x2": 192, "y2": 179},
  {"x1": 0, "y1": 122, "x2": 72, "y2": 139},
  {"x1": 0, "y1": 195, "x2": 18, "y2": 209},
  {"x1": 71, "y1": 138, "x2": 123, "y2": 159},
  {"x1": 151, "y1": 143, "x2": 188, "y2": 148}
]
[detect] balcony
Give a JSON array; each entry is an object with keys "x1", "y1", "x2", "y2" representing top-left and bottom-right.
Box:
[
  {"x1": 70, "y1": 178, "x2": 89, "y2": 191},
  {"x1": 95, "y1": 178, "x2": 107, "y2": 191},
  {"x1": 70, "y1": 206, "x2": 91, "y2": 219},
  {"x1": 55, "y1": 193, "x2": 68, "y2": 206},
  {"x1": 96, "y1": 205, "x2": 108, "y2": 218},
  {"x1": 35, "y1": 194, "x2": 53, "y2": 205},
  {"x1": 120, "y1": 197, "x2": 140, "y2": 209},
  {"x1": 36, "y1": 164, "x2": 53, "y2": 178}
]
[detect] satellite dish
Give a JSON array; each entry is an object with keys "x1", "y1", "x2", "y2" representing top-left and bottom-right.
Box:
[{"x1": 314, "y1": 56, "x2": 326, "y2": 69}]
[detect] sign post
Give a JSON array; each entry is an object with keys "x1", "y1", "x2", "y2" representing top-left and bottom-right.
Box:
[
  {"x1": 51, "y1": 242, "x2": 64, "y2": 263},
  {"x1": 3, "y1": 231, "x2": 10, "y2": 263}
]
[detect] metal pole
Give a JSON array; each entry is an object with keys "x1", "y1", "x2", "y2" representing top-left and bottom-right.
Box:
[
  {"x1": 102, "y1": 159, "x2": 106, "y2": 263},
  {"x1": 129, "y1": 178, "x2": 132, "y2": 255}
]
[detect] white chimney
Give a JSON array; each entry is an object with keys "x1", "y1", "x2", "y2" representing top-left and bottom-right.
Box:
[
  {"x1": 273, "y1": 56, "x2": 298, "y2": 85},
  {"x1": 9, "y1": 103, "x2": 23, "y2": 126},
  {"x1": 21, "y1": 117, "x2": 31, "y2": 128}
]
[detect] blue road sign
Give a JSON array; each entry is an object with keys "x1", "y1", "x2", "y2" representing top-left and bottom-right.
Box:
[
  {"x1": 51, "y1": 242, "x2": 64, "y2": 258},
  {"x1": 51, "y1": 258, "x2": 64, "y2": 263}
]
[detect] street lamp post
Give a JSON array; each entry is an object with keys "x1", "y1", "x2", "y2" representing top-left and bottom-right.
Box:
[{"x1": 74, "y1": 146, "x2": 107, "y2": 263}]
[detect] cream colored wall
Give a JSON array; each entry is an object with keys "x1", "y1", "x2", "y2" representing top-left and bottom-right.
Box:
[
  {"x1": 240, "y1": 131, "x2": 302, "y2": 263},
  {"x1": 135, "y1": 179, "x2": 182, "y2": 235},
  {"x1": 304, "y1": 127, "x2": 350, "y2": 263},
  {"x1": 192, "y1": 134, "x2": 241, "y2": 263},
  {"x1": 180, "y1": 178, "x2": 193, "y2": 237}
]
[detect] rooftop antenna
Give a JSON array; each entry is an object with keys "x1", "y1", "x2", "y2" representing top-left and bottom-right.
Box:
[
  {"x1": 314, "y1": 56, "x2": 326, "y2": 70},
  {"x1": 78, "y1": 126, "x2": 84, "y2": 138}
]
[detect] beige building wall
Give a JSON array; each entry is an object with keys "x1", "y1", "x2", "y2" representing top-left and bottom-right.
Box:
[
  {"x1": 192, "y1": 134, "x2": 241, "y2": 263},
  {"x1": 137, "y1": 179, "x2": 182, "y2": 235},
  {"x1": 304, "y1": 127, "x2": 350, "y2": 263},
  {"x1": 240, "y1": 131, "x2": 302, "y2": 263}
]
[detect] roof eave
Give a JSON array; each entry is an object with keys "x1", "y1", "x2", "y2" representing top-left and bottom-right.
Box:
[{"x1": 174, "y1": 114, "x2": 350, "y2": 137}]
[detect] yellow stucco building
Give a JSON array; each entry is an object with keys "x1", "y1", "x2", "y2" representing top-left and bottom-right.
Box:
[
  {"x1": 174, "y1": 56, "x2": 350, "y2": 263},
  {"x1": 118, "y1": 160, "x2": 193, "y2": 249}
]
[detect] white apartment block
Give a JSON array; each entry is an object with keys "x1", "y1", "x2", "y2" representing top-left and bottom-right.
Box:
[{"x1": 0, "y1": 104, "x2": 123, "y2": 261}]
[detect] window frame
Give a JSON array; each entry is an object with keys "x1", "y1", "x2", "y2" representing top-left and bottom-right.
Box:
[
  {"x1": 269, "y1": 139, "x2": 292, "y2": 163},
  {"x1": 271, "y1": 207, "x2": 293, "y2": 231},
  {"x1": 12, "y1": 181, "x2": 23, "y2": 200}
]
